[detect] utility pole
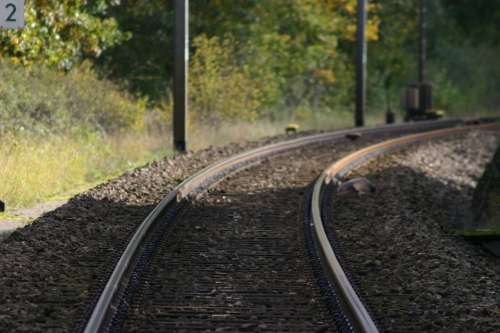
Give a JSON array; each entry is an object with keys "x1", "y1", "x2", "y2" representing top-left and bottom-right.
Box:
[
  {"x1": 401, "y1": 0, "x2": 434, "y2": 120},
  {"x1": 173, "y1": 0, "x2": 188, "y2": 152},
  {"x1": 417, "y1": 0, "x2": 432, "y2": 115},
  {"x1": 355, "y1": 0, "x2": 367, "y2": 127},
  {"x1": 418, "y1": 0, "x2": 427, "y2": 83}
]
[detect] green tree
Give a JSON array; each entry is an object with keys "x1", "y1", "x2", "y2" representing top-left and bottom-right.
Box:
[
  {"x1": 0, "y1": 0, "x2": 126, "y2": 69},
  {"x1": 97, "y1": 0, "x2": 380, "y2": 120}
]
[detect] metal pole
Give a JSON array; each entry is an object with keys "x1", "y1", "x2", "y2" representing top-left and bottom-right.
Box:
[
  {"x1": 355, "y1": 0, "x2": 367, "y2": 127},
  {"x1": 418, "y1": 0, "x2": 426, "y2": 83},
  {"x1": 173, "y1": 0, "x2": 188, "y2": 152}
]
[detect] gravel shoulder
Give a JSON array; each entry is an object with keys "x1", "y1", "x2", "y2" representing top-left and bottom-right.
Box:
[
  {"x1": 329, "y1": 130, "x2": 500, "y2": 332},
  {"x1": 0, "y1": 201, "x2": 67, "y2": 241}
]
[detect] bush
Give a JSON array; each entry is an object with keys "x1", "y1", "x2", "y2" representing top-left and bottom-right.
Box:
[
  {"x1": 190, "y1": 34, "x2": 261, "y2": 123},
  {"x1": 0, "y1": 60, "x2": 146, "y2": 135}
]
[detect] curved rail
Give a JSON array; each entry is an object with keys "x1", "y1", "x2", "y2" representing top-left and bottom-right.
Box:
[
  {"x1": 310, "y1": 122, "x2": 500, "y2": 333},
  {"x1": 83, "y1": 118, "x2": 487, "y2": 333}
]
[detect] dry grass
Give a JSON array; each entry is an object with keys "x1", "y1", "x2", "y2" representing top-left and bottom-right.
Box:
[
  {"x1": 0, "y1": 131, "x2": 171, "y2": 209},
  {"x1": 189, "y1": 110, "x2": 387, "y2": 150},
  {"x1": 0, "y1": 110, "x2": 385, "y2": 209},
  {"x1": 4, "y1": 105, "x2": 492, "y2": 211}
]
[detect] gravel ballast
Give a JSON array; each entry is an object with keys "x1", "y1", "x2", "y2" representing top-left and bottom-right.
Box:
[
  {"x1": 120, "y1": 142, "x2": 345, "y2": 332},
  {"x1": 329, "y1": 130, "x2": 500, "y2": 332},
  {"x1": 0, "y1": 128, "x2": 379, "y2": 332},
  {"x1": 0, "y1": 125, "x2": 495, "y2": 332},
  {"x1": 0, "y1": 133, "x2": 308, "y2": 332}
]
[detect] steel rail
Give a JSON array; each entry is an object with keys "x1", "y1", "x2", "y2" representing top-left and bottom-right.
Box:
[
  {"x1": 311, "y1": 122, "x2": 500, "y2": 333},
  {"x1": 83, "y1": 118, "x2": 480, "y2": 333}
]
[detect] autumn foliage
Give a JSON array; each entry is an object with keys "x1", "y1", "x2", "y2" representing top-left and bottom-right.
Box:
[
  {"x1": 0, "y1": 0, "x2": 126, "y2": 69},
  {"x1": 0, "y1": 0, "x2": 499, "y2": 125}
]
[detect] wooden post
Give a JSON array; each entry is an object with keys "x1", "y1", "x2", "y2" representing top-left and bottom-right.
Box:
[{"x1": 173, "y1": 0, "x2": 188, "y2": 152}]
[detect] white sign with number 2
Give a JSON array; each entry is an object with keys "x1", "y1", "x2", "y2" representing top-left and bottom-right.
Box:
[{"x1": 0, "y1": 0, "x2": 24, "y2": 29}]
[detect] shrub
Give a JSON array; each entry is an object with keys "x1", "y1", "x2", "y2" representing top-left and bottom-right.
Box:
[
  {"x1": 190, "y1": 34, "x2": 261, "y2": 123},
  {"x1": 0, "y1": 60, "x2": 146, "y2": 135}
]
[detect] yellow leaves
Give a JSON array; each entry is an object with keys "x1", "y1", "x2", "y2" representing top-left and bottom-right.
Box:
[
  {"x1": 10, "y1": 36, "x2": 20, "y2": 46},
  {"x1": 367, "y1": 2, "x2": 381, "y2": 41},
  {"x1": 345, "y1": 0, "x2": 357, "y2": 15},
  {"x1": 345, "y1": 24, "x2": 357, "y2": 41},
  {"x1": 367, "y1": 15, "x2": 380, "y2": 41},
  {"x1": 190, "y1": 35, "x2": 261, "y2": 123},
  {"x1": 318, "y1": 0, "x2": 381, "y2": 42},
  {"x1": 0, "y1": 0, "x2": 125, "y2": 70},
  {"x1": 314, "y1": 68, "x2": 337, "y2": 84}
]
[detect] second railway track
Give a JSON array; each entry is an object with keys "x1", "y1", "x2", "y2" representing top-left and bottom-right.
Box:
[
  {"x1": 75, "y1": 119, "x2": 498, "y2": 333},
  {"x1": 309, "y1": 122, "x2": 500, "y2": 333}
]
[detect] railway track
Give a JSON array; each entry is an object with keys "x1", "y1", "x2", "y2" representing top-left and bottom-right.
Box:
[
  {"x1": 80, "y1": 119, "x2": 498, "y2": 333},
  {"x1": 308, "y1": 122, "x2": 500, "y2": 333}
]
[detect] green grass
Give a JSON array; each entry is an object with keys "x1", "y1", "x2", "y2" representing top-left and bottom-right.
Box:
[
  {"x1": 0, "y1": 110, "x2": 385, "y2": 210},
  {"x1": 3, "y1": 102, "x2": 497, "y2": 211},
  {"x1": 1, "y1": 57, "x2": 497, "y2": 212},
  {"x1": 189, "y1": 109, "x2": 389, "y2": 150},
  {"x1": 0, "y1": 60, "x2": 168, "y2": 210},
  {"x1": 0, "y1": 131, "x2": 171, "y2": 210}
]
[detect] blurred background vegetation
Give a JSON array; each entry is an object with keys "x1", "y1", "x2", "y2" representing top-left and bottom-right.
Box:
[{"x1": 0, "y1": 0, "x2": 499, "y2": 208}]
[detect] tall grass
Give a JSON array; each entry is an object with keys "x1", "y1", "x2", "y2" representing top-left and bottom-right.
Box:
[
  {"x1": 0, "y1": 60, "x2": 170, "y2": 210},
  {"x1": 189, "y1": 109, "x2": 387, "y2": 150},
  {"x1": 0, "y1": 107, "x2": 386, "y2": 210},
  {"x1": 0, "y1": 131, "x2": 170, "y2": 209}
]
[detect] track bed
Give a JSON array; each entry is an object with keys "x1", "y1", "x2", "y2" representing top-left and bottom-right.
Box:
[
  {"x1": 0, "y1": 120, "x2": 492, "y2": 332},
  {"x1": 120, "y1": 142, "x2": 363, "y2": 332}
]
